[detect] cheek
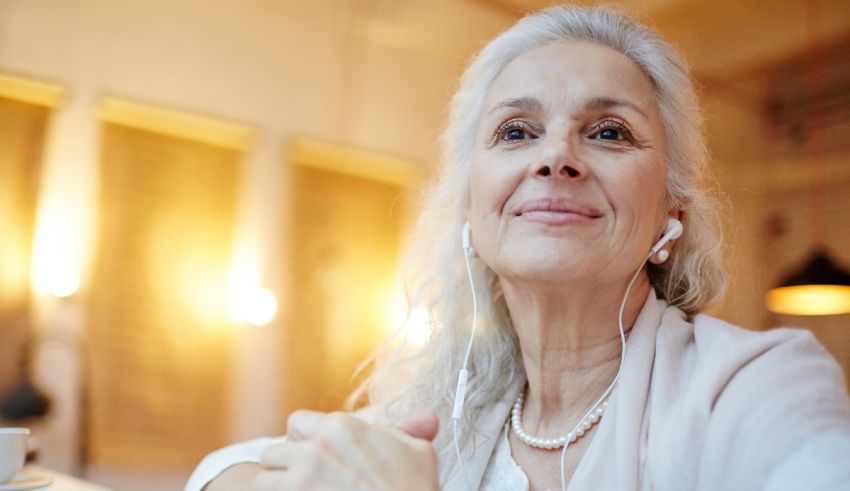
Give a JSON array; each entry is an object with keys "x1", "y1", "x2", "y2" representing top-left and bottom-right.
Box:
[
  {"x1": 622, "y1": 165, "x2": 668, "y2": 244},
  {"x1": 598, "y1": 156, "x2": 667, "y2": 235},
  {"x1": 628, "y1": 168, "x2": 666, "y2": 208},
  {"x1": 468, "y1": 153, "x2": 523, "y2": 218}
]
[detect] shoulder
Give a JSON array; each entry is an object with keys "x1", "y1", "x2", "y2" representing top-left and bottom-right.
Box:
[
  {"x1": 689, "y1": 314, "x2": 843, "y2": 386},
  {"x1": 653, "y1": 308, "x2": 850, "y2": 439},
  {"x1": 648, "y1": 309, "x2": 850, "y2": 490},
  {"x1": 657, "y1": 308, "x2": 845, "y2": 389},
  {"x1": 691, "y1": 313, "x2": 824, "y2": 355}
]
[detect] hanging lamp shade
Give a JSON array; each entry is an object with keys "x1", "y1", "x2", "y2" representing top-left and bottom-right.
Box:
[
  {"x1": 766, "y1": 249, "x2": 850, "y2": 315},
  {"x1": 0, "y1": 373, "x2": 51, "y2": 421}
]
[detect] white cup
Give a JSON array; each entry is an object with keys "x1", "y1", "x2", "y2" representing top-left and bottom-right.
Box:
[{"x1": 0, "y1": 428, "x2": 29, "y2": 483}]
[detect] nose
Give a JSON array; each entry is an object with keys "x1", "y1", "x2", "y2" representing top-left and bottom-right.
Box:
[{"x1": 532, "y1": 134, "x2": 587, "y2": 179}]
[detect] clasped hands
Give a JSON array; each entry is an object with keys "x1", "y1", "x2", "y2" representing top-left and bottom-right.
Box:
[{"x1": 253, "y1": 410, "x2": 441, "y2": 490}]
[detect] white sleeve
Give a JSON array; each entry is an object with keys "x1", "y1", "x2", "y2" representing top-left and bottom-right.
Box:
[
  {"x1": 184, "y1": 436, "x2": 283, "y2": 491},
  {"x1": 763, "y1": 431, "x2": 850, "y2": 491}
]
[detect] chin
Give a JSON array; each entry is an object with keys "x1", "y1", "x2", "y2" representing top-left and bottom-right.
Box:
[{"x1": 491, "y1": 250, "x2": 598, "y2": 285}]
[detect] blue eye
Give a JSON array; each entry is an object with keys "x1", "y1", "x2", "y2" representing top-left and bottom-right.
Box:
[
  {"x1": 506, "y1": 128, "x2": 526, "y2": 140},
  {"x1": 496, "y1": 120, "x2": 538, "y2": 144},
  {"x1": 599, "y1": 128, "x2": 621, "y2": 140},
  {"x1": 590, "y1": 121, "x2": 633, "y2": 143}
]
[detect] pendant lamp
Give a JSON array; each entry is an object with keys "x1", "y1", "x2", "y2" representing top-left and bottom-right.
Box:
[
  {"x1": 764, "y1": 0, "x2": 850, "y2": 316},
  {"x1": 0, "y1": 338, "x2": 51, "y2": 421},
  {"x1": 766, "y1": 249, "x2": 850, "y2": 315},
  {"x1": 0, "y1": 372, "x2": 51, "y2": 421}
]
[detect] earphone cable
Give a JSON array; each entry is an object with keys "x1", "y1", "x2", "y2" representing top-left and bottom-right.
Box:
[
  {"x1": 558, "y1": 250, "x2": 651, "y2": 491},
  {"x1": 452, "y1": 247, "x2": 479, "y2": 491},
  {"x1": 461, "y1": 250, "x2": 478, "y2": 367}
]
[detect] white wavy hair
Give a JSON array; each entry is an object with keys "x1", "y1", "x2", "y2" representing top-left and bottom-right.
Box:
[{"x1": 348, "y1": 4, "x2": 725, "y2": 466}]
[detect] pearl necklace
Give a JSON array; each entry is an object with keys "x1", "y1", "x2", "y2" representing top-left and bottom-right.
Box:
[{"x1": 510, "y1": 390, "x2": 608, "y2": 450}]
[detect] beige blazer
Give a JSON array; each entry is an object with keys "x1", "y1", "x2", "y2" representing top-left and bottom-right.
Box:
[{"x1": 441, "y1": 292, "x2": 850, "y2": 490}]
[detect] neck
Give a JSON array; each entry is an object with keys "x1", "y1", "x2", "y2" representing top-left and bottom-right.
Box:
[{"x1": 501, "y1": 273, "x2": 650, "y2": 435}]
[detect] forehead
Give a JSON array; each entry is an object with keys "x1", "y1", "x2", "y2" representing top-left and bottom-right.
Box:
[{"x1": 483, "y1": 40, "x2": 658, "y2": 114}]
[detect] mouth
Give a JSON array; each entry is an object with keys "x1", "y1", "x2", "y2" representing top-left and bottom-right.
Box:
[{"x1": 514, "y1": 198, "x2": 603, "y2": 224}]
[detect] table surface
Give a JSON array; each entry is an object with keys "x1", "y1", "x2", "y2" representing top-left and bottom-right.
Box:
[{"x1": 14, "y1": 466, "x2": 115, "y2": 491}]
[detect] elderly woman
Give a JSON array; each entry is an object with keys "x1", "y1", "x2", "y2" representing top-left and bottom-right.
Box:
[{"x1": 187, "y1": 5, "x2": 850, "y2": 491}]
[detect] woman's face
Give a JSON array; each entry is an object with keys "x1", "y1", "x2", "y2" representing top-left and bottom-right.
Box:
[{"x1": 469, "y1": 40, "x2": 671, "y2": 285}]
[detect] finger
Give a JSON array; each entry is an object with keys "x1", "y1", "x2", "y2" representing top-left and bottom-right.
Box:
[
  {"x1": 286, "y1": 410, "x2": 327, "y2": 441},
  {"x1": 397, "y1": 411, "x2": 439, "y2": 441}
]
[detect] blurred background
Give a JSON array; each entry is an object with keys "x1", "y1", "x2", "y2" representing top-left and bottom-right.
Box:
[{"x1": 0, "y1": 0, "x2": 848, "y2": 489}]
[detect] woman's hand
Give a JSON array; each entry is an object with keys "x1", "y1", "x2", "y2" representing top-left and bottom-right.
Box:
[{"x1": 253, "y1": 411, "x2": 440, "y2": 491}]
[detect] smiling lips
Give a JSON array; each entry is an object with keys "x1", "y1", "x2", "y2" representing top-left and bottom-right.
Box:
[{"x1": 514, "y1": 198, "x2": 603, "y2": 225}]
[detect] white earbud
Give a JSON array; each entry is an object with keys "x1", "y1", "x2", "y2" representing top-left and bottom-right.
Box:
[
  {"x1": 650, "y1": 217, "x2": 683, "y2": 255},
  {"x1": 462, "y1": 222, "x2": 474, "y2": 256}
]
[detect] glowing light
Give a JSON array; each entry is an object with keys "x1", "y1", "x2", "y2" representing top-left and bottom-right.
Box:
[
  {"x1": 766, "y1": 285, "x2": 850, "y2": 316},
  {"x1": 384, "y1": 290, "x2": 408, "y2": 332},
  {"x1": 30, "y1": 98, "x2": 98, "y2": 302},
  {"x1": 186, "y1": 278, "x2": 229, "y2": 325},
  {"x1": 404, "y1": 307, "x2": 433, "y2": 347},
  {"x1": 50, "y1": 268, "x2": 80, "y2": 297},
  {"x1": 45, "y1": 265, "x2": 80, "y2": 298},
  {"x1": 383, "y1": 290, "x2": 433, "y2": 348},
  {"x1": 231, "y1": 288, "x2": 278, "y2": 326},
  {"x1": 32, "y1": 260, "x2": 81, "y2": 298}
]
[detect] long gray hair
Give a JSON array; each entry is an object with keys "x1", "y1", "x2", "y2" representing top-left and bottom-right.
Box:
[{"x1": 348, "y1": 3, "x2": 725, "y2": 467}]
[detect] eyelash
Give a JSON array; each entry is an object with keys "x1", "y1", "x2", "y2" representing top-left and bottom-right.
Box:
[
  {"x1": 492, "y1": 118, "x2": 636, "y2": 146},
  {"x1": 493, "y1": 120, "x2": 538, "y2": 145},
  {"x1": 587, "y1": 120, "x2": 635, "y2": 143}
]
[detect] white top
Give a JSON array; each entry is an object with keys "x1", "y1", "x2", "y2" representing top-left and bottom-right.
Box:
[
  {"x1": 479, "y1": 423, "x2": 529, "y2": 491},
  {"x1": 185, "y1": 292, "x2": 850, "y2": 491}
]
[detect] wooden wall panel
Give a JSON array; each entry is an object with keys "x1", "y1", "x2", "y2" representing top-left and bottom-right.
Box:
[
  {"x1": 0, "y1": 97, "x2": 48, "y2": 399},
  {"x1": 87, "y1": 123, "x2": 239, "y2": 468},
  {"x1": 282, "y1": 162, "x2": 407, "y2": 419}
]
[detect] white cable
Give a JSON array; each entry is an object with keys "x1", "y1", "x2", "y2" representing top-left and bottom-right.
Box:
[
  {"x1": 452, "y1": 418, "x2": 474, "y2": 491},
  {"x1": 452, "y1": 246, "x2": 479, "y2": 491},
  {"x1": 461, "y1": 250, "x2": 479, "y2": 367},
  {"x1": 558, "y1": 250, "x2": 652, "y2": 491}
]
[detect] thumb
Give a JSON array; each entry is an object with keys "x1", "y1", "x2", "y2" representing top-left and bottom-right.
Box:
[{"x1": 397, "y1": 411, "x2": 439, "y2": 441}]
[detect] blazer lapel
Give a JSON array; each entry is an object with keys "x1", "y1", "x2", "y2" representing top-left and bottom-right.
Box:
[{"x1": 442, "y1": 376, "x2": 525, "y2": 490}]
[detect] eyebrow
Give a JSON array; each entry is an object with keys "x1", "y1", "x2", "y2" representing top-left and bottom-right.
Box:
[
  {"x1": 487, "y1": 95, "x2": 648, "y2": 120},
  {"x1": 487, "y1": 97, "x2": 542, "y2": 116},
  {"x1": 584, "y1": 96, "x2": 648, "y2": 119}
]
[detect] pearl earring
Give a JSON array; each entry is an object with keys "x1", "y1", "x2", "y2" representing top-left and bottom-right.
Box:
[{"x1": 657, "y1": 249, "x2": 670, "y2": 263}]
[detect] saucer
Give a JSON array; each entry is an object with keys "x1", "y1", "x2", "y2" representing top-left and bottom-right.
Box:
[{"x1": 0, "y1": 473, "x2": 52, "y2": 490}]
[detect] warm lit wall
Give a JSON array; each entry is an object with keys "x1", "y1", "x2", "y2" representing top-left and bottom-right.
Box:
[
  {"x1": 0, "y1": 97, "x2": 49, "y2": 398},
  {"x1": 87, "y1": 122, "x2": 240, "y2": 468},
  {"x1": 0, "y1": 0, "x2": 510, "y2": 162},
  {"x1": 0, "y1": 0, "x2": 512, "y2": 486}
]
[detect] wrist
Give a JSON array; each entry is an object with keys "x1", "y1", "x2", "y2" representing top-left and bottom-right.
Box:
[{"x1": 203, "y1": 463, "x2": 262, "y2": 491}]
